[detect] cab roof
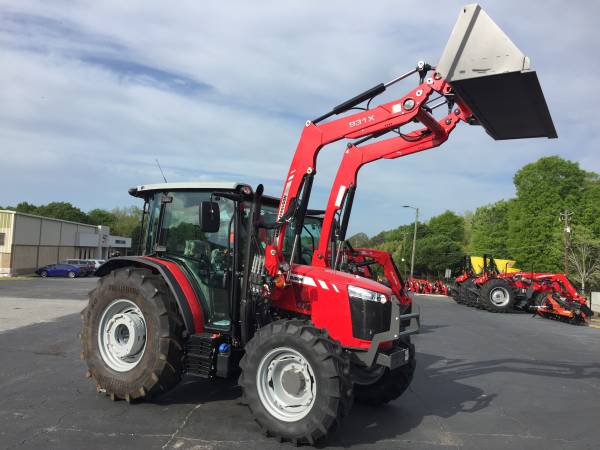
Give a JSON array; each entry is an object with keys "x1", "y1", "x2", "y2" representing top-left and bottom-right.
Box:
[{"x1": 128, "y1": 181, "x2": 252, "y2": 198}]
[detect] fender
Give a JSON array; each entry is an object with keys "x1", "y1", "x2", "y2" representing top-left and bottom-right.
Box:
[{"x1": 96, "y1": 256, "x2": 204, "y2": 334}]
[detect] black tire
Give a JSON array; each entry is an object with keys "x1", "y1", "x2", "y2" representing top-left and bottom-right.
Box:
[
  {"x1": 81, "y1": 268, "x2": 184, "y2": 402},
  {"x1": 353, "y1": 336, "x2": 415, "y2": 405},
  {"x1": 457, "y1": 281, "x2": 471, "y2": 305},
  {"x1": 40, "y1": 270, "x2": 48, "y2": 278},
  {"x1": 480, "y1": 278, "x2": 516, "y2": 313},
  {"x1": 239, "y1": 320, "x2": 353, "y2": 445},
  {"x1": 532, "y1": 291, "x2": 549, "y2": 308},
  {"x1": 67, "y1": 271, "x2": 76, "y2": 279},
  {"x1": 448, "y1": 284, "x2": 460, "y2": 303}
]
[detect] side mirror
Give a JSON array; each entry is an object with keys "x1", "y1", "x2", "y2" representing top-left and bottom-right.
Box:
[{"x1": 199, "y1": 201, "x2": 220, "y2": 233}]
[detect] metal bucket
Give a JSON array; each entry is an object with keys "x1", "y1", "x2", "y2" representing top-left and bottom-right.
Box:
[{"x1": 437, "y1": 4, "x2": 557, "y2": 140}]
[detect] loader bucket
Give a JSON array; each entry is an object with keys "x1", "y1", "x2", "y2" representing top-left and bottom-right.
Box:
[{"x1": 437, "y1": 4, "x2": 557, "y2": 140}]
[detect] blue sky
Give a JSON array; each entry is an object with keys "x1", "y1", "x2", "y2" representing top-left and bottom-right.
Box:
[{"x1": 1, "y1": 1, "x2": 599, "y2": 236}]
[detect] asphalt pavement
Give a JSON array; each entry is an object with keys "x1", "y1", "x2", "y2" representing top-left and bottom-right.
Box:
[{"x1": 0, "y1": 279, "x2": 599, "y2": 449}]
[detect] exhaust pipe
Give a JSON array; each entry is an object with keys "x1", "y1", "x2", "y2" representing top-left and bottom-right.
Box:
[{"x1": 437, "y1": 4, "x2": 557, "y2": 140}]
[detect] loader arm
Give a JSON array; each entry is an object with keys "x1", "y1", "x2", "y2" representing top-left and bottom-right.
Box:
[
  {"x1": 351, "y1": 247, "x2": 408, "y2": 304},
  {"x1": 270, "y1": 71, "x2": 465, "y2": 274},
  {"x1": 312, "y1": 93, "x2": 471, "y2": 268}
]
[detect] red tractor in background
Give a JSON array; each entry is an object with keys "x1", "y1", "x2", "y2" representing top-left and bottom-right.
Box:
[
  {"x1": 451, "y1": 255, "x2": 591, "y2": 324},
  {"x1": 409, "y1": 278, "x2": 433, "y2": 294},
  {"x1": 81, "y1": 4, "x2": 556, "y2": 444},
  {"x1": 432, "y1": 280, "x2": 448, "y2": 295}
]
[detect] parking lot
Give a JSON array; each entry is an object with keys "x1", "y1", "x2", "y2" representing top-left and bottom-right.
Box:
[{"x1": 1, "y1": 277, "x2": 599, "y2": 449}]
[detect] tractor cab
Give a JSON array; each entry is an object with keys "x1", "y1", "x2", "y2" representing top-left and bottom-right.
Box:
[
  {"x1": 128, "y1": 182, "x2": 403, "y2": 341},
  {"x1": 130, "y1": 182, "x2": 254, "y2": 332}
]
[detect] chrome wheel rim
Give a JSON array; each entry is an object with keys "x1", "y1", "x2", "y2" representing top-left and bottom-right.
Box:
[
  {"x1": 490, "y1": 287, "x2": 510, "y2": 307},
  {"x1": 256, "y1": 347, "x2": 316, "y2": 422},
  {"x1": 98, "y1": 299, "x2": 147, "y2": 372}
]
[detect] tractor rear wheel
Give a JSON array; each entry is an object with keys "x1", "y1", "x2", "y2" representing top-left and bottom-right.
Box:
[
  {"x1": 481, "y1": 279, "x2": 516, "y2": 313},
  {"x1": 81, "y1": 268, "x2": 184, "y2": 402},
  {"x1": 456, "y1": 283, "x2": 467, "y2": 304},
  {"x1": 239, "y1": 320, "x2": 352, "y2": 445},
  {"x1": 353, "y1": 337, "x2": 415, "y2": 405}
]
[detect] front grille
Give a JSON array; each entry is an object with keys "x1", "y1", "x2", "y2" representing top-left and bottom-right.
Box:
[{"x1": 349, "y1": 297, "x2": 392, "y2": 340}]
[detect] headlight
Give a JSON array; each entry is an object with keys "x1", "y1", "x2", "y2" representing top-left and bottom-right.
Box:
[{"x1": 348, "y1": 285, "x2": 388, "y2": 304}]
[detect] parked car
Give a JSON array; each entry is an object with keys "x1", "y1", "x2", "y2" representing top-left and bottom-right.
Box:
[
  {"x1": 60, "y1": 259, "x2": 95, "y2": 276},
  {"x1": 36, "y1": 264, "x2": 82, "y2": 278},
  {"x1": 85, "y1": 259, "x2": 106, "y2": 271}
]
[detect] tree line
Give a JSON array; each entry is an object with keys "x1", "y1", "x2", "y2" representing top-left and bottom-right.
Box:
[
  {"x1": 0, "y1": 202, "x2": 144, "y2": 252},
  {"x1": 349, "y1": 156, "x2": 600, "y2": 293}
]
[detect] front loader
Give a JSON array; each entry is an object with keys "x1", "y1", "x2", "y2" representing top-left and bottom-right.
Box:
[{"x1": 81, "y1": 4, "x2": 556, "y2": 445}]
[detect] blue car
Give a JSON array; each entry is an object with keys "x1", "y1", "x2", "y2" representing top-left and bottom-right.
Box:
[{"x1": 36, "y1": 264, "x2": 82, "y2": 278}]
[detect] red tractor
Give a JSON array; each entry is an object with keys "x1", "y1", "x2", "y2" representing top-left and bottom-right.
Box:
[
  {"x1": 450, "y1": 254, "x2": 497, "y2": 308},
  {"x1": 453, "y1": 255, "x2": 591, "y2": 324},
  {"x1": 81, "y1": 5, "x2": 556, "y2": 444},
  {"x1": 448, "y1": 256, "x2": 475, "y2": 304},
  {"x1": 432, "y1": 280, "x2": 448, "y2": 295},
  {"x1": 409, "y1": 278, "x2": 433, "y2": 294}
]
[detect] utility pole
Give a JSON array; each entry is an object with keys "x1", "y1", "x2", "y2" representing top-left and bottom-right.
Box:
[
  {"x1": 559, "y1": 210, "x2": 572, "y2": 276},
  {"x1": 403, "y1": 205, "x2": 419, "y2": 281}
]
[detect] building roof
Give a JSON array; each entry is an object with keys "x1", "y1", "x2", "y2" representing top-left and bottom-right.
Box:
[
  {"x1": 0, "y1": 209, "x2": 99, "y2": 228},
  {"x1": 129, "y1": 181, "x2": 252, "y2": 198}
]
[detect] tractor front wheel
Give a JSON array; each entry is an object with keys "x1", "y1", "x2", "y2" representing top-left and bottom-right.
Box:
[
  {"x1": 353, "y1": 337, "x2": 415, "y2": 405},
  {"x1": 239, "y1": 320, "x2": 353, "y2": 445},
  {"x1": 81, "y1": 268, "x2": 184, "y2": 402}
]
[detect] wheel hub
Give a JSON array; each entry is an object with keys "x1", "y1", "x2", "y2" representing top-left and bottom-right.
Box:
[
  {"x1": 105, "y1": 312, "x2": 146, "y2": 358},
  {"x1": 257, "y1": 347, "x2": 316, "y2": 422},
  {"x1": 280, "y1": 366, "x2": 306, "y2": 396},
  {"x1": 490, "y1": 287, "x2": 509, "y2": 306},
  {"x1": 98, "y1": 299, "x2": 147, "y2": 372}
]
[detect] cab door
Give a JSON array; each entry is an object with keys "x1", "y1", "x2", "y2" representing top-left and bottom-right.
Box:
[{"x1": 158, "y1": 191, "x2": 236, "y2": 331}]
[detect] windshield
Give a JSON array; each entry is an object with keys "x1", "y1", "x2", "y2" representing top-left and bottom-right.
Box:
[{"x1": 243, "y1": 203, "x2": 322, "y2": 265}]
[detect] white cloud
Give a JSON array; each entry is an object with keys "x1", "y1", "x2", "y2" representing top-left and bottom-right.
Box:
[{"x1": 0, "y1": 1, "x2": 598, "y2": 234}]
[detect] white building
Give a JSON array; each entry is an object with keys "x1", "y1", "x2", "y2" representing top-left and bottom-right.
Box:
[{"x1": 0, "y1": 210, "x2": 132, "y2": 276}]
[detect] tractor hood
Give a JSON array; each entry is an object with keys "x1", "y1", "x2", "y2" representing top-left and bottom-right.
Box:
[
  {"x1": 290, "y1": 264, "x2": 394, "y2": 298},
  {"x1": 437, "y1": 4, "x2": 557, "y2": 140}
]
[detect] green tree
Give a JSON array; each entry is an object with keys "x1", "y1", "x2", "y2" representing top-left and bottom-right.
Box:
[
  {"x1": 415, "y1": 235, "x2": 463, "y2": 275},
  {"x1": 88, "y1": 209, "x2": 117, "y2": 228},
  {"x1": 110, "y1": 206, "x2": 143, "y2": 237},
  {"x1": 36, "y1": 202, "x2": 90, "y2": 223},
  {"x1": 567, "y1": 225, "x2": 600, "y2": 293},
  {"x1": 507, "y1": 156, "x2": 586, "y2": 272},
  {"x1": 578, "y1": 173, "x2": 600, "y2": 237},
  {"x1": 348, "y1": 232, "x2": 370, "y2": 247},
  {"x1": 15, "y1": 201, "x2": 39, "y2": 214},
  {"x1": 428, "y1": 210, "x2": 465, "y2": 243},
  {"x1": 470, "y1": 200, "x2": 511, "y2": 257}
]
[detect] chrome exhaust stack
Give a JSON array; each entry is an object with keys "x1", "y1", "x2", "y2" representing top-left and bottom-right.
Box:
[{"x1": 437, "y1": 4, "x2": 557, "y2": 140}]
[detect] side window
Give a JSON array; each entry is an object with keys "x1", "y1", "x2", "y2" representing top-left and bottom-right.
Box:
[{"x1": 145, "y1": 194, "x2": 162, "y2": 254}]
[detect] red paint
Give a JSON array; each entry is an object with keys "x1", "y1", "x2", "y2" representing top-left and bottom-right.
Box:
[
  {"x1": 349, "y1": 248, "x2": 411, "y2": 305},
  {"x1": 272, "y1": 264, "x2": 398, "y2": 349},
  {"x1": 144, "y1": 256, "x2": 205, "y2": 332}
]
